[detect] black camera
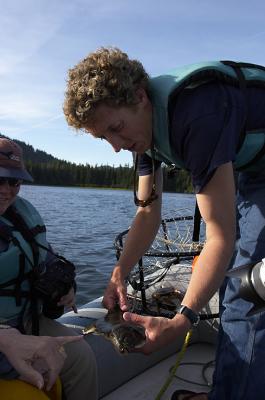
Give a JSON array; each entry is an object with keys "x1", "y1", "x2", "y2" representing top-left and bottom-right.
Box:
[{"x1": 33, "y1": 256, "x2": 76, "y2": 318}]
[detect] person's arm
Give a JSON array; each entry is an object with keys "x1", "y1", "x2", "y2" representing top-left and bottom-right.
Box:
[
  {"x1": 124, "y1": 162, "x2": 236, "y2": 353},
  {"x1": 181, "y1": 161, "x2": 236, "y2": 312},
  {"x1": 0, "y1": 328, "x2": 82, "y2": 390},
  {"x1": 103, "y1": 167, "x2": 163, "y2": 310}
]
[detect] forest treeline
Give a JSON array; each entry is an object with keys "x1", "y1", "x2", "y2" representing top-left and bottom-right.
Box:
[{"x1": 1, "y1": 134, "x2": 193, "y2": 193}]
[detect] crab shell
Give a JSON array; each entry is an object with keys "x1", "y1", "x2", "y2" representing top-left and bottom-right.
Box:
[
  {"x1": 83, "y1": 307, "x2": 146, "y2": 353},
  {"x1": 109, "y1": 323, "x2": 146, "y2": 353},
  {"x1": 151, "y1": 287, "x2": 185, "y2": 311}
]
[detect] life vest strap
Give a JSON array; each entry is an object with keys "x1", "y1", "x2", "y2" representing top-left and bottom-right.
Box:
[{"x1": 0, "y1": 271, "x2": 31, "y2": 290}]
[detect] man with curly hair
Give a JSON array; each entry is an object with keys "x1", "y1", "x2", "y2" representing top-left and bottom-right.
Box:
[{"x1": 64, "y1": 47, "x2": 265, "y2": 400}]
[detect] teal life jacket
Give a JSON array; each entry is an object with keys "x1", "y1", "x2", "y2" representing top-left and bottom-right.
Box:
[
  {"x1": 0, "y1": 196, "x2": 48, "y2": 329},
  {"x1": 147, "y1": 60, "x2": 265, "y2": 171}
]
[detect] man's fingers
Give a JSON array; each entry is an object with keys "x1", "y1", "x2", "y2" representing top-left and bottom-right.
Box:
[
  {"x1": 102, "y1": 294, "x2": 117, "y2": 310},
  {"x1": 19, "y1": 363, "x2": 45, "y2": 390},
  {"x1": 45, "y1": 367, "x2": 60, "y2": 391},
  {"x1": 55, "y1": 335, "x2": 83, "y2": 346},
  {"x1": 123, "y1": 312, "x2": 147, "y2": 326},
  {"x1": 57, "y1": 295, "x2": 75, "y2": 307},
  {"x1": 43, "y1": 343, "x2": 67, "y2": 391},
  {"x1": 118, "y1": 289, "x2": 129, "y2": 311},
  {"x1": 72, "y1": 304, "x2": 78, "y2": 313},
  {"x1": 5, "y1": 328, "x2": 20, "y2": 335},
  {"x1": 57, "y1": 346, "x2": 67, "y2": 359}
]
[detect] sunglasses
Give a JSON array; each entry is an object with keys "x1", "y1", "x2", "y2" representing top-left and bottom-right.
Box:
[{"x1": 0, "y1": 177, "x2": 22, "y2": 187}]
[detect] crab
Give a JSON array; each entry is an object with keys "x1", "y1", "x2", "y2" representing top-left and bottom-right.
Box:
[
  {"x1": 151, "y1": 286, "x2": 185, "y2": 312},
  {"x1": 82, "y1": 305, "x2": 146, "y2": 354}
]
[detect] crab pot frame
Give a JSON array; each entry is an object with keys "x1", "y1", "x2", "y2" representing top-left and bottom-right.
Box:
[{"x1": 114, "y1": 205, "x2": 205, "y2": 316}]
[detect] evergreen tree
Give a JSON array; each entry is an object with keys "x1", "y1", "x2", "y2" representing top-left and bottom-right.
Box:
[{"x1": 0, "y1": 133, "x2": 193, "y2": 193}]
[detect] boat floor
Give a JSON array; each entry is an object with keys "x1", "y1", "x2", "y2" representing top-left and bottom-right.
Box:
[{"x1": 101, "y1": 342, "x2": 215, "y2": 400}]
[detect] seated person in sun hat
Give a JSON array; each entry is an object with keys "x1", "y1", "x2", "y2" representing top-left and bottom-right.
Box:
[{"x1": 0, "y1": 137, "x2": 98, "y2": 399}]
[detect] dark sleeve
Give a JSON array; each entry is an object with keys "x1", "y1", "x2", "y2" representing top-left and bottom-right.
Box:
[
  {"x1": 137, "y1": 152, "x2": 162, "y2": 176},
  {"x1": 183, "y1": 111, "x2": 239, "y2": 192},
  {"x1": 170, "y1": 83, "x2": 246, "y2": 192}
]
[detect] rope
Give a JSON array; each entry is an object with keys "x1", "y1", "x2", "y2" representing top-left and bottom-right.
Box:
[{"x1": 154, "y1": 329, "x2": 193, "y2": 400}]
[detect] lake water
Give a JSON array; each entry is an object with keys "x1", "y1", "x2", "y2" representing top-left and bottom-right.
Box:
[{"x1": 20, "y1": 185, "x2": 196, "y2": 306}]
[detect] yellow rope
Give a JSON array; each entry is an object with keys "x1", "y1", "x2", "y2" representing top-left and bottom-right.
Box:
[{"x1": 154, "y1": 329, "x2": 193, "y2": 400}]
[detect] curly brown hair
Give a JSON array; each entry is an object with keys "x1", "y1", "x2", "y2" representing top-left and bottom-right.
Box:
[{"x1": 63, "y1": 47, "x2": 150, "y2": 129}]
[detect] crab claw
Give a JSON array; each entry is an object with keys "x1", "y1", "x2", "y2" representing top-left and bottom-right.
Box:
[{"x1": 82, "y1": 325, "x2": 97, "y2": 335}]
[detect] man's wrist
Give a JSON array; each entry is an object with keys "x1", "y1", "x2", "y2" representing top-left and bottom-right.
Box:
[
  {"x1": 112, "y1": 265, "x2": 126, "y2": 281},
  {"x1": 177, "y1": 305, "x2": 200, "y2": 327}
]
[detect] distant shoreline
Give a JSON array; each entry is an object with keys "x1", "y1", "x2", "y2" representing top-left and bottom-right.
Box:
[{"x1": 24, "y1": 183, "x2": 192, "y2": 194}]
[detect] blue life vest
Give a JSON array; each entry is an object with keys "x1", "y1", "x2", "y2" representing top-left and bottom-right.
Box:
[
  {"x1": 0, "y1": 197, "x2": 48, "y2": 327},
  {"x1": 147, "y1": 60, "x2": 265, "y2": 171}
]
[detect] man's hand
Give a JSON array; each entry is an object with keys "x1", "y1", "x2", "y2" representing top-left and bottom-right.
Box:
[
  {"x1": 57, "y1": 287, "x2": 77, "y2": 313},
  {"x1": 123, "y1": 312, "x2": 191, "y2": 354},
  {"x1": 102, "y1": 267, "x2": 128, "y2": 311},
  {"x1": 1, "y1": 328, "x2": 82, "y2": 390}
]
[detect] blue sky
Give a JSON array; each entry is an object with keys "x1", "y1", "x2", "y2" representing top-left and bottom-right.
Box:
[{"x1": 1, "y1": 0, "x2": 265, "y2": 166}]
